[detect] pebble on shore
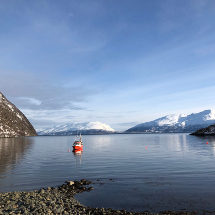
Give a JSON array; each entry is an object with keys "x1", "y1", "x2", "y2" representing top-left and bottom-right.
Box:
[{"x1": 0, "y1": 179, "x2": 203, "y2": 215}]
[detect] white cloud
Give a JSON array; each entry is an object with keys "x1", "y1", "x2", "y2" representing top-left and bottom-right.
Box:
[{"x1": 19, "y1": 97, "x2": 42, "y2": 105}]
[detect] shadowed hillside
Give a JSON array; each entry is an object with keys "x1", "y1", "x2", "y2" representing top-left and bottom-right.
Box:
[{"x1": 0, "y1": 92, "x2": 37, "y2": 137}]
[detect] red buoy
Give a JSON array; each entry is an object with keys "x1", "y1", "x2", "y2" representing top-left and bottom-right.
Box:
[{"x1": 207, "y1": 142, "x2": 208, "y2": 144}]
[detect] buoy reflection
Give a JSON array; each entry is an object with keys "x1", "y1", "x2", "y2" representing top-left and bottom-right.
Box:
[{"x1": 73, "y1": 148, "x2": 83, "y2": 164}]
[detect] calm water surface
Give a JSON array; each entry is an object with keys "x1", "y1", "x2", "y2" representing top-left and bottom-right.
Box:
[{"x1": 0, "y1": 133, "x2": 215, "y2": 213}]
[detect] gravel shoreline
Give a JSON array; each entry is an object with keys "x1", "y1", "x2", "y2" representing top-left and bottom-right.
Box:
[{"x1": 0, "y1": 180, "x2": 209, "y2": 215}]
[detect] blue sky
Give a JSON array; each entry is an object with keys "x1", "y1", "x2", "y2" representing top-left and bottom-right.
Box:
[{"x1": 1, "y1": 0, "x2": 215, "y2": 131}]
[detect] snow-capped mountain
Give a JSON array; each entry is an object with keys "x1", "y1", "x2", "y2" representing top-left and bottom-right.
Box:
[
  {"x1": 126, "y1": 110, "x2": 215, "y2": 133},
  {"x1": 0, "y1": 92, "x2": 37, "y2": 137},
  {"x1": 37, "y1": 121, "x2": 115, "y2": 135}
]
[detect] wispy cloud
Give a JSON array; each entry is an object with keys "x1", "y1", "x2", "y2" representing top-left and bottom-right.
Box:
[
  {"x1": 1, "y1": 0, "x2": 215, "y2": 131},
  {"x1": 19, "y1": 97, "x2": 42, "y2": 105},
  {"x1": 0, "y1": 70, "x2": 98, "y2": 111}
]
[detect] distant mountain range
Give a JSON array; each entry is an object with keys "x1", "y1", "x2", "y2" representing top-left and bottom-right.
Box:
[
  {"x1": 126, "y1": 110, "x2": 215, "y2": 133},
  {"x1": 0, "y1": 92, "x2": 37, "y2": 137},
  {"x1": 37, "y1": 110, "x2": 215, "y2": 135},
  {"x1": 37, "y1": 121, "x2": 115, "y2": 135}
]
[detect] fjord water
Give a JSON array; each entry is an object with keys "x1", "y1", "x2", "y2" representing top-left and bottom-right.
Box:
[{"x1": 1, "y1": 134, "x2": 215, "y2": 213}]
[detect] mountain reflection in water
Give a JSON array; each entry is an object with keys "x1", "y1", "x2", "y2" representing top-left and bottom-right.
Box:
[{"x1": 0, "y1": 137, "x2": 33, "y2": 178}]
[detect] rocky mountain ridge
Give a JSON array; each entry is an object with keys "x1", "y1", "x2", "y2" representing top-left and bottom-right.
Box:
[
  {"x1": 37, "y1": 121, "x2": 115, "y2": 135},
  {"x1": 0, "y1": 92, "x2": 37, "y2": 137},
  {"x1": 190, "y1": 124, "x2": 215, "y2": 135},
  {"x1": 126, "y1": 110, "x2": 215, "y2": 133}
]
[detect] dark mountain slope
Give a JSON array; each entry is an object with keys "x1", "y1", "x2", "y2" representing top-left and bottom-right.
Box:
[
  {"x1": 0, "y1": 92, "x2": 37, "y2": 137},
  {"x1": 190, "y1": 124, "x2": 215, "y2": 135}
]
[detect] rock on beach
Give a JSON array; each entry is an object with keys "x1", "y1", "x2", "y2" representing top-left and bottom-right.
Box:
[{"x1": 0, "y1": 179, "x2": 202, "y2": 215}]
